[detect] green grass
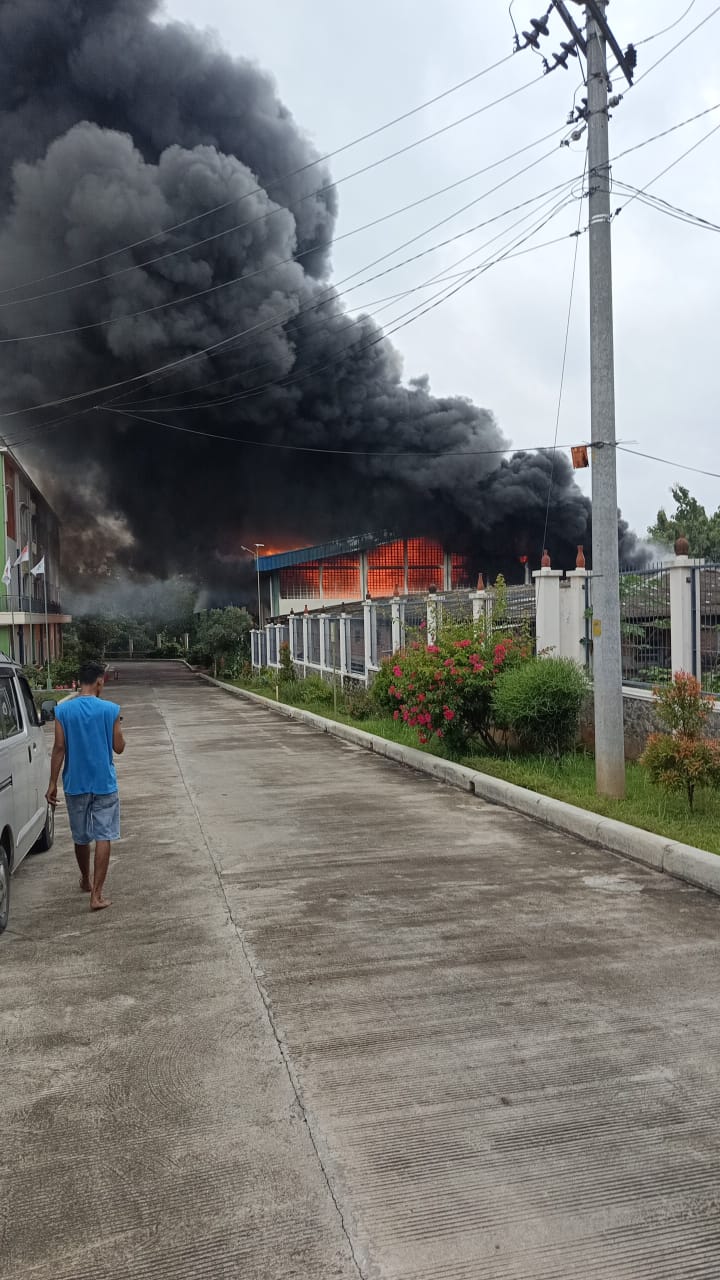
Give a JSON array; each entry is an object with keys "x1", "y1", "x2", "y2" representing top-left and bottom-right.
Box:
[{"x1": 230, "y1": 678, "x2": 720, "y2": 856}]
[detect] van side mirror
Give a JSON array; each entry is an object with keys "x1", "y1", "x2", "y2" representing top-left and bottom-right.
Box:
[{"x1": 40, "y1": 701, "x2": 55, "y2": 724}]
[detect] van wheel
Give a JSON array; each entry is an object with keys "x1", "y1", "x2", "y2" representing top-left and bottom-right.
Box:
[
  {"x1": 32, "y1": 806, "x2": 55, "y2": 854},
  {"x1": 0, "y1": 846, "x2": 9, "y2": 935}
]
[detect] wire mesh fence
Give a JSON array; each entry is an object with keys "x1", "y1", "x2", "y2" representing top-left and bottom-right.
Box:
[
  {"x1": 375, "y1": 603, "x2": 393, "y2": 663},
  {"x1": 618, "y1": 565, "x2": 671, "y2": 686},
  {"x1": 695, "y1": 564, "x2": 720, "y2": 694},
  {"x1": 291, "y1": 616, "x2": 304, "y2": 662},
  {"x1": 349, "y1": 617, "x2": 365, "y2": 675},
  {"x1": 308, "y1": 617, "x2": 321, "y2": 666}
]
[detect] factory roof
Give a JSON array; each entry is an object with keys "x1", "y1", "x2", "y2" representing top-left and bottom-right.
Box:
[{"x1": 257, "y1": 532, "x2": 396, "y2": 573}]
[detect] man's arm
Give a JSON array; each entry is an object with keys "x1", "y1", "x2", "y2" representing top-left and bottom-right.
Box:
[
  {"x1": 46, "y1": 719, "x2": 66, "y2": 807},
  {"x1": 113, "y1": 712, "x2": 125, "y2": 755}
]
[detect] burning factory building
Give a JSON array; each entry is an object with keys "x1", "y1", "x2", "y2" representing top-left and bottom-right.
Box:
[{"x1": 259, "y1": 534, "x2": 473, "y2": 618}]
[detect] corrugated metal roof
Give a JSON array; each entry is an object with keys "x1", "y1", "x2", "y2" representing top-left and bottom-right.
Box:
[{"x1": 258, "y1": 531, "x2": 396, "y2": 572}]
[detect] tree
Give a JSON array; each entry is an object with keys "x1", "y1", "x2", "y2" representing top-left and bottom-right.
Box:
[
  {"x1": 648, "y1": 485, "x2": 720, "y2": 561},
  {"x1": 195, "y1": 607, "x2": 253, "y2": 677}
]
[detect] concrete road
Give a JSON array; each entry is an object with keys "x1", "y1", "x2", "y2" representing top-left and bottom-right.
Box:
[{"x1": 3, "y1": 663, "x2": 720, "y2": 1280}]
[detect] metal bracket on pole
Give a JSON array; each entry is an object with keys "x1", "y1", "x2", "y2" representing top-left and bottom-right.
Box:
[{"x1": 584, "y1": 0, "x2": 635, "y2": 84}]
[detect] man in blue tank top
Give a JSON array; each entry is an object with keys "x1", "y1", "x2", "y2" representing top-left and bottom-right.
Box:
[{"x1": 47, "y1": 661, "x2": 126, "y2": 913}]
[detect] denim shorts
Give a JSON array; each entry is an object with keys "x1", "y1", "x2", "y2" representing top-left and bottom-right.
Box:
[{"x1": 65, "y1": 792, "x2": 121, "y2": 844}]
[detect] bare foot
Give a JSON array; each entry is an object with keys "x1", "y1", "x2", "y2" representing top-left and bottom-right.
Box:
[
  {"x1": 79, "y1": 878, "x2": 92, "y2": 893},
  {"x1": 90, "y1": 896, "x2": 112, "y2": 912}
]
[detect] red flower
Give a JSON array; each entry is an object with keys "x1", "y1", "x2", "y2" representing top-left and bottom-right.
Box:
[
  {"x1": 393, "y1": 710, "x2": 400, "y2": 720},
  {"x1": 443, "y1": 708, "x2": 455, "y2": 721},
  {"x1": 453, "y1": 639, "x2": 471, "y2": 648},
  {"x1": 436, "y1": 730, "x2": 444, "y2": 739},
  {"x1": 419, "y1": 734, "x2": 428, "y2": 744},
  {"x1": 393, "y1": 665, "x2": 403, "y2": 677},
  {"x1": 427, "y1": 645, "x2": 440, "y2": 654},
  {"x1": 418, "y1": 692, "x2": 426, "y2": 702}
]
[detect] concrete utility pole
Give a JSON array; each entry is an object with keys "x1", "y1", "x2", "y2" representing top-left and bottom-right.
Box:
[{"x1": 585, "y1": 1, "x2": 625, "y2": 798}]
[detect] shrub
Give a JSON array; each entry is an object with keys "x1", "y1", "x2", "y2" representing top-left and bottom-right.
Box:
[
  {"x1": 491, "y1": 657, "x2": 589, "y2": 755},
  {"x1": 370, "y1": 658, "x2": 398, "y2": 714},
  {"x1": 343, "y1": 684, "x2": 373, "y2": 720},
  {"x1": 640, "y1": 671, "x2": 720, "y2": 809},
  {"x1": 641, "y1": 733, "x2": 720, "y2": 810},
  {"x1": 653, "y1": 670, "x2": 714, "y2": 736},
  {"x1": 295, "y1": 674, "x2": 334, "y2": 707},
  {"x1": 388, "y1": 621, "x2": 531, "y2": 754},
  {"x1": 278, "y1": 642, "x2": 296, "y2": 684}
]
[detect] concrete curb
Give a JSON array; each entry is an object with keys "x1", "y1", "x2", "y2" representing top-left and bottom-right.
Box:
[{"x1": 199, "y1": 673, "x2": 720, "y2": 898}]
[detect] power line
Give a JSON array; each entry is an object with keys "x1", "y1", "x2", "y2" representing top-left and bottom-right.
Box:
[
  {"x1": 115, "y1": 195, "x2": 577, "y2": 415},
  {"x1": 611, "y1": 182, "x2": 720, "y2": 233},
  {"x1": 1, "y1": 105, "x2": 712, "y2": 423},
  {"x1": 631, "y1": 4, "x2": 720, "y2": 87},
  {"x1": 111, "y1": 179, "x2": 580, "y2": 411},
  {"x1": 617, "y1": 446, "x2": 720, "y2": 481},
  {"x1": 0, "y1": 142, "x2": 567, "y2": 344},
  {"x1": 541, "y1": 154, "x2": 587, "y2": 555},
  {"x1": 95, "y1": 405, "x2": 583, "y2": 459},
  {"x1": 0, "y1": 64, "x2": 539, "y2": 303},
  {"x1": 0, "y1": 125, "x2": 566, "y2": 313},
  {"x1": 613, "y1": 118, "x2": 720, "y2": 220},
  {"x1": 634, "y1": 1, "x2": 698, "y2": 47}
]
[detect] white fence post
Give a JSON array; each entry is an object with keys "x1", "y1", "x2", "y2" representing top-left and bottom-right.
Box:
[
  {"x1": 391, "y1": 596, "x2": 404, "y2": 653},
  {"x1": 668, "y1": 553, "x2": 695, "y2": 676},
  {"x1": 302, "y1": 609, "x2": 309, "y2": 676},
  {"x1": 339, "y1": 613, "x2": 349, "y2": 680},
  {"x1": 533, "y1": 563, "x2": 564, "y2": 657},
  {"x1": 288, "y1": 613, "x2": 296, "y2": 662},
  {"x1": 319, "y1": 612, "x2": 328, "y2": 674},
  {"x1": 426, "y1": 588, "x2": 444, "y2": 644},
  {"x1": 363, "y1": 598, "x2": 377, "y2": 686}
]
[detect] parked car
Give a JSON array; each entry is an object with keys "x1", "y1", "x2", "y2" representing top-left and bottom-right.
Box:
[{"x1": 0, "y1": 659, "x2": 55, "y2": 936}]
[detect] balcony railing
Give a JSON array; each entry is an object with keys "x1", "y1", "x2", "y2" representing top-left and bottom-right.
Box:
[{"x1": 0, "y1": 592, "x2": 65, "y2": 615}]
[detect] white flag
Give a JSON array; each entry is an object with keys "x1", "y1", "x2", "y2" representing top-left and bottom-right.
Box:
[
  {"x1": 30, "y1": 556, "x2": 45, "y2": 577},
  {"x1": 1, "y1": 558, "x2": 11, "y2": 588},
  {"x1": 12, "y1": 544, "x2": 29, "y2": 568}
]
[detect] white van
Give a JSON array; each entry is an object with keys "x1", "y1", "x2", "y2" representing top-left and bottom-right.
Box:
[{"x1": 0, "y1": 658, "x2": 55, "y2": 936}]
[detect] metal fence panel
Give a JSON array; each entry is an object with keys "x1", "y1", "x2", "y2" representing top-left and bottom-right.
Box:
[
  {"x1": 375, "y1": 603, "x2": 393, "y2": 662},
  {"x1": 308, "y1": 617, "x2": 321, "y2": 666},
  {"x1": 618, "y1": 566, "x2": 671, "y2": 685},
  {"x1": 349, "y1": 617, "x2": 365, "y2": 675},
  {"x1": 695, "y1": 564, "x2": 720, "y2": 693},
  {"x1": 267, "y1": 628, "x2": 277, "y2": 665},
  {"x1": 292, "y1": 617, "x2": 304, "y2": 661}
]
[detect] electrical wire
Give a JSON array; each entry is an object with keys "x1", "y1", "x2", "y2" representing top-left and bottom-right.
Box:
[
  {"x1": 1, "y1": 104, "x2": 711, "y2": 425},
  {"x1": 110, "y1": 177, "x2": 580, "y2": 411},
  {"x1": 613, "y1": 118, "x2": 720, "y2": 220},
  {"x1": 631, "y1": 4, "x2": 720, "y2": 87},
  {"x1": 611, "y1": 182, "x2": 720, "y2": 233},
  {"x1": 617, "y1": 446, "x2": 720, "y2": 481},
  {"x1": 96, "y1": 404, "x2": 583, "y2": 459},
  {"x1": 0, "y1": 125, "x2": 567, "y2": 313},
  {"x1": 634, "y1": 1, "x2": 698, "y2": 46},
  {"x1": 115, "y1": 194, "x2": 578, "y2": 415},
  {"x1": 0, "y1": 143, "x2": 567, "y2": 345},
  {"x1": 541, "y1": 154, "x2": 587, "y2": 556},
  {"x1": 0, "y1": 63, "x2": 538, "y2": 303}
]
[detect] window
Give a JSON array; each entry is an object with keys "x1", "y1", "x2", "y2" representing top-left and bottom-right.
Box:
[
  {"x1": 18, "y1": 676, "x2": 39, "y2": 730},
  {"x1": 0, "y1": 678, "x2": 22, "y2": 740}
]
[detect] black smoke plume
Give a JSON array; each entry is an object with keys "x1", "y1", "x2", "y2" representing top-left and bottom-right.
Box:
[{"x1": 0, "y1": 0, "x2": 642, "y2": 590}]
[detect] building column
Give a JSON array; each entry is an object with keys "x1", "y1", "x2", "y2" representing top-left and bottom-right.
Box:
[{"x1": 533, "y1": 568, "x2": 564, "y2": 657}]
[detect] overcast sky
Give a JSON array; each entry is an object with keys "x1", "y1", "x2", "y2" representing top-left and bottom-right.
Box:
[{"x1": 163, "y1": 0, "x2": 720, "y2": 540}]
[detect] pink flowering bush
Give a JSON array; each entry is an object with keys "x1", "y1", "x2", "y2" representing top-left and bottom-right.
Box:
[{"x1": 377, "y1": 622, "x2": 531, "y2": 753}]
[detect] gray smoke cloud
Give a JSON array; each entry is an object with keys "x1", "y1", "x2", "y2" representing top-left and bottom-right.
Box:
[{"x1": 0, "y1": 0, "x2": 643, "y2": 589}]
